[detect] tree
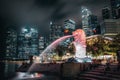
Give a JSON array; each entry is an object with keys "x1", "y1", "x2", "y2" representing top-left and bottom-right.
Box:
[
  {"x1": 114, "y1": 33, "x2": 120, "y2": 48},
  {"x1": 86, "y1": 35, "x2": 112, "y2": 57},
  {"x1": 108, "y1": 33, "x2": 120, "y2": 52},
  {"x1": 55, "y1": 45, "x2": 65, "y2": 57},
  {"x1": 67, "y1": 43, "x2": 75, "y2": 55}
]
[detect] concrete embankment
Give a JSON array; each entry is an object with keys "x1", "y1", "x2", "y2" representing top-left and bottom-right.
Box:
[{"x1": 17, "y1": 62, "x2": 99, "y2": 77}]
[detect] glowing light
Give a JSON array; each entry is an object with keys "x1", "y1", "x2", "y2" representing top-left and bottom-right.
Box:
[
  {"x1": 31, "y1": 28, "x2": 34, "y2": 31},
  {"x1": 13, "y1": 72, "x2": 44, "y2": 79},
  {"x1": 50, "y1": 21, "x2": 53, "y2": 25},
  {"x1": 64, "y1": 29, "x2": 69, "y2": 33},
  {"x1": 22, "y1": 28, "x2": 28, "y2": 33}
]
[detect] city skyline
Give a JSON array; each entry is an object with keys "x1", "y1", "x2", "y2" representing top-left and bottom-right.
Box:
[
  {"x1": 0, "y1": 0, "x2": 120, "y2": 59},
  {"x1": 0, "y1": 0, "x2": 110, "y2": 35},
  {"x1": 0, "y1": 1, "x2": 120, "y2": 80}
]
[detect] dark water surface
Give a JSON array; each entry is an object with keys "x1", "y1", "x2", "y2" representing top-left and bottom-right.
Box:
[
  {"x1": 0, "y1": 61, "x2": 65, "y2": 80},
  {"x1": 0, "y1": 61, "x2": 19, "y2": 80}
]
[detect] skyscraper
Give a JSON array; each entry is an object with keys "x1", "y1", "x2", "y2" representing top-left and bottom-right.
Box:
[
  {"x1": 88, "y1": 15, "x2": 101, "y2": 34},
  {"x1": 39, "y1": 36, "x2": 46, "y2": 54},
  {"x1": 117, "y1": 4, "x2": 120, "y2": 18},
  {"x1": 5, "y1": 29, "x2": 17, "y2": 59},
  {"x1": 102, "y1": 7, "x2": 111, "y2": 20},
  {"x1": 18, "y1": 26, "x2": 39, "y2": 59},
  {"x1": 63, "y1": 19, "x2": 76, "y2": 46},
  {"x1": 64, "y1": 19, "x2": 76, "y2": 35},
  {"x1": 49, "y1": 22, "x2": 64, "y2": 44},
  {"x1": 81, "y1": 6, "x2": 92, "y2": 36},
  {"x1": 110, "y1": 0, "x2": 120, "y2": 19},
  {"x1": 103, "y1": 19, "x2": 120, "y2": 37}
]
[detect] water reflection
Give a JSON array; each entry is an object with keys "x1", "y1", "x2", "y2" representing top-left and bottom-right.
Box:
[
  {"x1": 0, "y1": 61, "x2": 20, "y2": 80},
  {"x1": 0, "y1": 61, "x2": 63, "y2": 80},
  {"x1": 12, "y1": 72, "x2": 62, "y2": 80},
  {"x1": 12, "y1": 72, "x2": 44, "y2": 80}
]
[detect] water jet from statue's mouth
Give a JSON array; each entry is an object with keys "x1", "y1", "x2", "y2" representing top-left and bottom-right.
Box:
[{"x1": 38, "y1": 29, "x2": 87, "y2": 62}]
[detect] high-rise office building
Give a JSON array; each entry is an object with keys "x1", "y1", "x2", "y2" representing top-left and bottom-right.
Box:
[
  {"x1": 64, "y1": 19, "x2": 76, "y2": 35},
  {"x1": 81, "y1": 6, "x2": 92, "y2": 36},
  {"x1": 63, "y1": 19, "x2": 76, "y2": 46},
  {"x1": 117, "y1": 4, "x2": 120, "y2": 18},
  {"x1": 102, "y1": 7, "x2": 111, "y2": 20},
  {"x1": 103, "y1": 19, "x2": 120, "y2": 37},
  {"x1": 5, "y1": 29, "x2": 17, "y2": 59},
  {"x1": 88, "y1": 15, "x2": 101, "y2": 34},
  {"x1": 49, "y1": 22, "x2": 64, "y2": 44},
  {"x1": 18, "y1": 26, "x2": 39, "y2": 59},
  {"x1": 110, "y1": 0, "x2": 120, "y2": 19},
  {"x1": 39, "y1": 36, "x2": 45, "y2": 54}
]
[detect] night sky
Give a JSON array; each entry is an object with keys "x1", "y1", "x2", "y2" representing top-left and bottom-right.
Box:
[
  {"x1": 0, "y1": 0, "x2": 110, "y2": 32},
  {"x1": 0, "y1": 0, "x2": 110, "y2": 57}
]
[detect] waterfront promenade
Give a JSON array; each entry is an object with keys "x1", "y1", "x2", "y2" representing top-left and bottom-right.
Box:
[{"x1": 15, "y1": 62, "x2": 120, "y2": 80}]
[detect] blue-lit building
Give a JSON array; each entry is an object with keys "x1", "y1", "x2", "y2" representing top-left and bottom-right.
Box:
[
  {"x1": 18, "y1": 26, "x2": 39, "y2": 59},
  {"x1": 64, "y1": 19, "x2": 76, "y2": 35},
  {"x1": 39, "y1": 36, "x2": 45, "y2": 54},
  {"x1": 5, "y1": 29, "x2": 17, "y2": 59},
  {"x1": 81, "y1": 6, "x2": 92, "y2": 36},
  {"x1": 63, "y1": 19, "x2": 76, "y2": 47},
  {"x1": 39, "y1": 36, "x2": 50, "y2": 54}
]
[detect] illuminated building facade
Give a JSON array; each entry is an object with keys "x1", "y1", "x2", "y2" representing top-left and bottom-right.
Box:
[
  {"x1": 102, "y1": 7, "x2": 111, "y2": 20},
  {"x1": 63, "y1": 19, "x2": 76, "y2": 46},
  {"x1": 110, "y1": 0, "x2": 120, "y2": 19},
  {"x1": 102, "y1": 0, "x2": 120, "y2": 37},
  {"x1": 103, "y1": 19, "x2": 120, "y2": 37},
  {"x1": 18, "y1": 26, "x2": 39, "y2": 59},
  {"x1": 88, "y1": 15, "x2": 101, "y2": 34},
  {"x1": 118, "y1": 6, "x2": 120, "y2": 18},
  {"x1": 39, "y1": 36, "x2": 46, "y2": 54},
  {"x1": 81, "y1": 6, "x2": 92, "y2": 36},
  {"x1": 49, "y1": 22, "x2": 64, "y2": 44},
  {"x1": 5, "y1": 29, "x2": 17, "y2": 59},
  {"x1": 64, "y1": 19, "x2": 76, "y2": 35}
]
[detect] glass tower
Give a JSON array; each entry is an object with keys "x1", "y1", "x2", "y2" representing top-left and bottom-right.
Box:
[
  {"x1": 49, "y1": 22, "x2": 64, "y2": 44},
  {"x1": 102, "y1": 7, "x2": 111, "y2": 20},
  {"x1": 88, "y1": 15, "x2": 100, "y2": 34},
  {"x1": 81, "y1": 6, "x2": 92, "y2": 36},
  {"x1": 63, "y1": 19, "x2": 76, "y2": 46},
  {"x1": 110, "y1": 0, "x2": 120, "y2": 19},
  {"x1": 6, "y1": 29, "x2": 17, "y2": 59},
  {"x1": 18, "y1": 26, "x2": 39, "y2": 59}
]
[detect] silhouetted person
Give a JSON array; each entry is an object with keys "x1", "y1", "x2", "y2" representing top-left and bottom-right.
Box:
[
  {"x1": 106, "y1": 62, "x2": 110, "y2": 70},
  {"x1": 29, "y1": 55, "x2": 33, "y2": 64},
  {"x1": 104, "y1": 61, "x2": 111, "y2": 75}
]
